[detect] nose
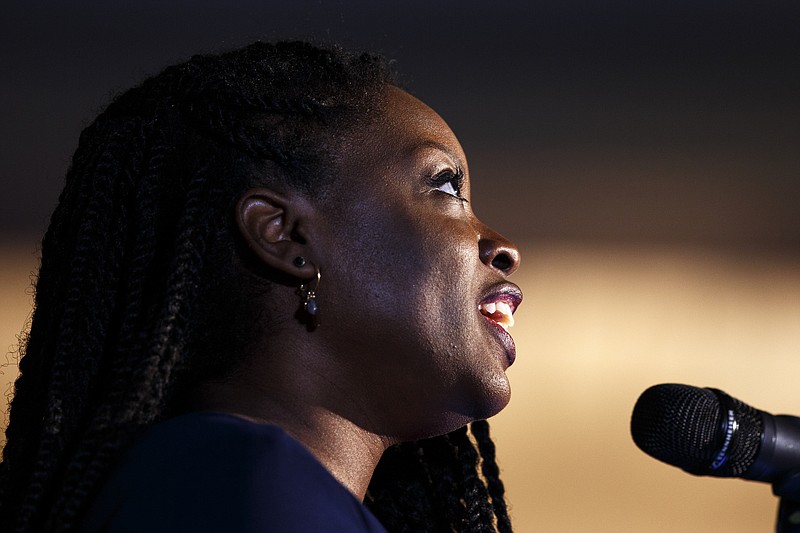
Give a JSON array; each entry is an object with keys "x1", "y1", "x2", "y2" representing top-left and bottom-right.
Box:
[{"x1": 478, "y1": 224, "x2": 521, "y2": 276}]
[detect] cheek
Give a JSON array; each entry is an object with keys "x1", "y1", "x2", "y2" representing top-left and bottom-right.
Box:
[
  {"x1": 401, "y1": 221, "x2": 513, "y2": 416},
  {"x1": 419, "y1": 225, "x2": 513, "y2": 417},
  {"x1": 329, "y1": 202, "x2": 448, "y2": 303},
  {"x1": 319, "y1": 203, "x2": 510, "y2": 432},
  {"x1": 318, "y1": 203, "x2": 433, "y2": 338},
  {"x1": 381, "y1": 213, "x2": 477, "y2": 331}
]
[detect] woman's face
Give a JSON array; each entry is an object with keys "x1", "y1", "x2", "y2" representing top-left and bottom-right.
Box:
[{"x1": 311, "y1": 86, "x2": 522, "y2": 441}]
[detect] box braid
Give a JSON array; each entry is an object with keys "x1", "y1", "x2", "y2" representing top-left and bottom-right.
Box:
[
  {"x1": 366, "y1": 423, "x2": 513, "y2": 533},
  {"x1": 0, "y1": 41, "x2": 513, "y2": 533}
]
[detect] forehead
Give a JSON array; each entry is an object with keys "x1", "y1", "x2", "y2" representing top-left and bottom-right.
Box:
[
  {"x1": 323, "y1": 86, "x2": 468, "y2": 201},
  {"x1": 378, "y1": 86, "x2": 466, "y2": 162}
]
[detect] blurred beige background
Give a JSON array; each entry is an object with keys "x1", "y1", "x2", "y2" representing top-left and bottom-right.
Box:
[
  {"x1": 2, "y1": 2, "x2": 799, "y2": 531},
  {"x1": 492, "y1": 243, "x2": 800, "y2": 531}
]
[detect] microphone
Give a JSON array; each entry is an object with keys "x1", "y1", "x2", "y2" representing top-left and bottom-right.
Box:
[{"x1": 630, "y1": 383, "x2": 800, "y2": 483}]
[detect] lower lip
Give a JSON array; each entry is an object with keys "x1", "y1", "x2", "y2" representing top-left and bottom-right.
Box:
[{"x1": 481, "y1": 315, "x2": 517, "y2": 367}]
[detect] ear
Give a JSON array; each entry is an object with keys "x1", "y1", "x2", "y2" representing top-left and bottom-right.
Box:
[{"x1": 236, "y1": 187, "x2": 316, "y2": 278}]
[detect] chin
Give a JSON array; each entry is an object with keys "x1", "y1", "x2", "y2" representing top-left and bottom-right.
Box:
[
  {"x1": 425, "y1": 375, "x2": 512, "y2": 439},
  {"x1": 463, "y1": 357, "x2": 513, "y2": 408},
  {"x1": 474, "y1": 372, "x2": 513, "y2": 419}
]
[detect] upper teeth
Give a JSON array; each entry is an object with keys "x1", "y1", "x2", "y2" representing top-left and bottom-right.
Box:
[{"x1": 478, "y1": 301, "x2": 515, "y2": 331}]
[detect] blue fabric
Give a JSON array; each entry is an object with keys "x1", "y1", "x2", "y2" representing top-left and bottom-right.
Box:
[{"x1": 81, "y1": 412, "x2": 388, "y2": 532}]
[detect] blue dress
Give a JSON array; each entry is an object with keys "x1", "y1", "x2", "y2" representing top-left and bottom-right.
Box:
[{"x1": 81, "y1": 412, "x2": 388, "y2": 532}]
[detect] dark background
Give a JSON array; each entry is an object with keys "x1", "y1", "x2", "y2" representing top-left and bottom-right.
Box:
[{"x1": 3, "y1": 0, "x2": 799, "y2": 251}]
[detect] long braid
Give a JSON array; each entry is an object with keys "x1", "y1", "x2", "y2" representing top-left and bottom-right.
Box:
[
  {"x1": 450, "y1": 427, "x2": 497, "y2": 532},
  {"x1": 366, "y1": 442, "x2": 439, "y2": 532},
  {"x1": 367, "y1": 426, "x2": 511, "y2": 533},
  {"x1": 49, "y1": 118, "x2": 216, "y2": 531},
  {"x1": 4, "y1": 83, "x2": 232, "y2": 533},
  {"x1": 417, "y1": 433, "x2": 470, "y2": 530},
  {"x1": 472, "y1": 420, "x2": 513, "y2": 533},
  {"x1": 10, "y1": 120, "x2": 147, "y2": 532}
]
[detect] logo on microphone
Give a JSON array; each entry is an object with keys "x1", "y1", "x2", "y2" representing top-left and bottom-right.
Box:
[{"x1": 711, "y1": 409, "x2": 737, "y2": 470}]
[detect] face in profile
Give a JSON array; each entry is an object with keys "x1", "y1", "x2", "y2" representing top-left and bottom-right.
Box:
[{"x1": 309, "y1": 86, "x2": 522, "y2": 441}]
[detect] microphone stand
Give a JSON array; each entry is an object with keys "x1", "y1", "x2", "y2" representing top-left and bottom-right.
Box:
[{"x1": 774, "y1": 470, "x2": 800, "y2": 532}]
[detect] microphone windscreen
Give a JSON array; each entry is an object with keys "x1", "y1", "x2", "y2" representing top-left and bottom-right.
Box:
[{"x1": 630, "y1": 383, "x2": 763, "y2": 477}]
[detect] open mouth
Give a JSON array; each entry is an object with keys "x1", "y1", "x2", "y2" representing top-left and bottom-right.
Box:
[
  {"x1": 478, "y1": 300, "x2": 516, "y2": 331},
  {"x1": 478, "y1": 287, "x2": 522, "y2": 366},
  {"x1": 478, "y1": 288, "x2": 521, "y2": 332}
]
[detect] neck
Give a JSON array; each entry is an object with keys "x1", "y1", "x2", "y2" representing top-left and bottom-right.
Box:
[{"x1": 188, "y1": 373, "x2": 390, "y2": 500}]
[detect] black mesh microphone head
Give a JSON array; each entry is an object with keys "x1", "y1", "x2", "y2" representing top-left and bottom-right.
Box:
[{"x1": 630, "y1": 383, "x2": 764, "y2": 477}]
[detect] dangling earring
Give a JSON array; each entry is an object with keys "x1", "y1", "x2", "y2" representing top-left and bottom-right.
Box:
[{"x1": 297, "y1": 265, "x2": 321, "y2": 327}]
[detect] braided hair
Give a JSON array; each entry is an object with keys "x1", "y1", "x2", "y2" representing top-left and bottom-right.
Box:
[{"x1": 0, "y1": 41, "x2": 512, "y2": 533}]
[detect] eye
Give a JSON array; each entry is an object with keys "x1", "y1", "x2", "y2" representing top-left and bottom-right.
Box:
[
  {"x1": 432, "y1": 168, "x2": 467, "y2": 201},
  {"x1": 438, "y1": 180, "x2": 460, "y2": 197}
]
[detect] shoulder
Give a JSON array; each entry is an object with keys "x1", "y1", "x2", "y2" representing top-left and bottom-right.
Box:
[{"x1": 81, "y1": 412, "x2": 386, "y2": 533}]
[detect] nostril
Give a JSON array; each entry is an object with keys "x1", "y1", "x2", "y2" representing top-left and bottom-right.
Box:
[
  {"x1": 491, "y1": 252, "x2": 513, "y2": 272},
  {"x1": 478, "y1": 229, "x2": 520, "y2": 275}
]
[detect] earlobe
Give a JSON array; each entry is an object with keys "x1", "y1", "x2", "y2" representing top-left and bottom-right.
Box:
[{"x1": 236, "y1": 188, "x2": 315, "y2": 277}]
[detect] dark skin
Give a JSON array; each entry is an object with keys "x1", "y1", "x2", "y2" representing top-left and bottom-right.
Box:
[{"x1": 197, "y1": 85, "x2": 521, "y2": 500}]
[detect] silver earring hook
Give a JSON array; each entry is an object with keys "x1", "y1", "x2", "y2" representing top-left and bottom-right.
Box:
[{"x1": 297, "y1": 265, "x2": 321, "y2": 327}]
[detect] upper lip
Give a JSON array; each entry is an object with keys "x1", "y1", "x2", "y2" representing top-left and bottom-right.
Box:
[{"x1": 478, "y1": 283, "x2": 523, "y2": 331}]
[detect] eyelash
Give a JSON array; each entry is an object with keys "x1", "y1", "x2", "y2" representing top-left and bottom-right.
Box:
[{"x1": 431, "y1": 168, "x2": 467, "y2": 201}]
